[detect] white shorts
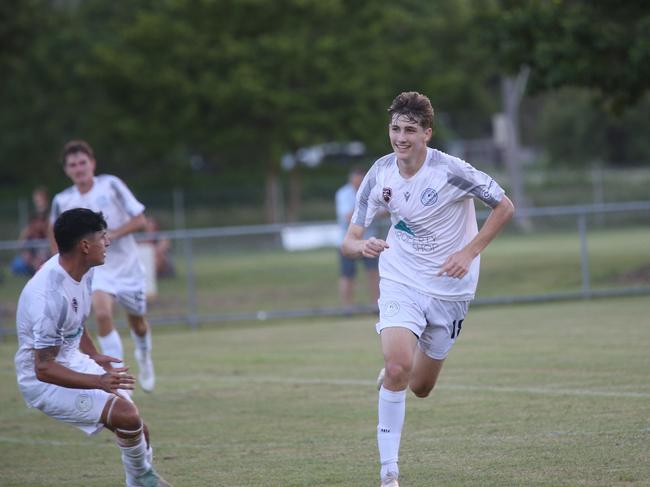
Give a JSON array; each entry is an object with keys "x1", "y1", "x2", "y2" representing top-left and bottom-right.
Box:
[
  {"x1": 377, "y1": 279, "x2": 470, "y2": 360},
  {"x1": 92, "y1": 268, "x2": 147, "y2": 316},
  {"x1": 26, "y1": 358, "x2": 132, "y2": 435}
]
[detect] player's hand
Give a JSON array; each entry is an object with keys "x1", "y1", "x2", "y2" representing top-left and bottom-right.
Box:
[
  {"x1": 98, "y1": 369, "x2": 135, "y2": 393},
  {"x1": 91, "y1": 354, "x2": 126, "y2": 373},
  {"x1": 438, "y1": 249, "x2": 474, "y2": 279},
  {"x1": 362, "y1": 237, "x2": 389, "y2": 258}
]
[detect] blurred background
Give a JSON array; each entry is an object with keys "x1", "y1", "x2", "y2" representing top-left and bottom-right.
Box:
[{"x1": 0, "y1": 0, "x2": 648, "y2": 332}]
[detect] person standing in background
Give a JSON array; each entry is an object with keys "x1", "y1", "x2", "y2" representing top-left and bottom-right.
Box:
[{"x1": 336, "y1": 166, "x2": 380, "y2": 311}]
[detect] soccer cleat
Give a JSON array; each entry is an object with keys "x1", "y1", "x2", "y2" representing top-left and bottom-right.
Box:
[
  {"x1": 134, "y1": 468, "x2": 173, "y2": 487},
  {"x1": 134, "y1": 348, "x2": 155, "y2": 392},
  {"x1": 380, "y1": 472, "x2": 399, "y2": 487},
  {"x1": 376, "y1": 367, "x2": 385, "y2": 391}
]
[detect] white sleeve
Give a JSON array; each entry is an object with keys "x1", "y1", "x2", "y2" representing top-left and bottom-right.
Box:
[
  {"x1": 447, "y1": 159, "x2": 505, "y2": 208},
  {"x1": 109, "y1": 176, "x2": 146, "y2": 217},
  {"x1": 31, "y1": 291, "x2": 66, "y2": 350},
  {"x1": 351, "y1": 166, "x2": 382, "y2": 228}
]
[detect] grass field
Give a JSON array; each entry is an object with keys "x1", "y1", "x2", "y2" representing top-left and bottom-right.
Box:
[{"x1": 1, "y1": 295, "x2": 649, "y2": 486}]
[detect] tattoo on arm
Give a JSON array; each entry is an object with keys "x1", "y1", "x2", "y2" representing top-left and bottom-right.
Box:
[{"x1": 35, "y1": 346, "x2": 60, "y2": 364}]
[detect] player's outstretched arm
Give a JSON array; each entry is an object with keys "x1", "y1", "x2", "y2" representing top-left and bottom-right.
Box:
[
  {"x1": 342, "y1": 223, "x2": 389, "y2": 259},
  {"x1": 35, "y1": 346, "x2": 135, "y2": 393},
  {"x1": 438, "y1": 195, "x2": 515, "y2": 278}
]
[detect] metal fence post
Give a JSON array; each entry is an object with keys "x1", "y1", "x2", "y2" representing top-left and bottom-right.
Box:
[
  {"x1": 182, "y1": 234, "x2": 199, "y2": 328},
  {"x1": 174, "y1": 189, "x2": 199, "y2": 328},
  {"x1": 577, "y1": 214, "x2": 591, "y2": 298}
]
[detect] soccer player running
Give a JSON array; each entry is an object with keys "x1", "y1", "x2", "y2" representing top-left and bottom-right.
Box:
[
  {"x1": 49, "y1": 140, "x2": 156, "y2": 392},
  {"x1": 342, "y1": 92, "x2": 514, "y2": 487},
  {"x1": 15, "y1": 208, "x2": 171, "y2": 486}
]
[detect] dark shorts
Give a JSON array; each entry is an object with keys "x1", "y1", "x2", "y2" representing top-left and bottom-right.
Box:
[{"x1": 339, "y1": 250, "x2": 378, "y2": 278}]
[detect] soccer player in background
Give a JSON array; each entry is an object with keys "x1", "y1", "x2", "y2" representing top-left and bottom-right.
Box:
[
  {"x1": 49, "y1": 140, "x2": 156, "y2": 392},
  {"x1": 342, "y1": 92, "x2": 514, "y2": 487},
  {"x1": 15, "y1": 208, "x2": 171, "y2": 486}
]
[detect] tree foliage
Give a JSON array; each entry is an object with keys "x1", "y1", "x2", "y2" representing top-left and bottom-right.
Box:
[
  {"x1": 0, "y1": 0, "x2": 494, "y2": 194},
  {"x1": 477, "y1": 0, "x2": 650, "y2": 112}
]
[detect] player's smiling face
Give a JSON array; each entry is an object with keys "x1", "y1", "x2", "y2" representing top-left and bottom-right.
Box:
[
  {"x1": 389, "y1": 114, "x2": 432, "y2": 164},
  {"x1": 64, "y1": 152, "x2": 96, "y2": 187}
]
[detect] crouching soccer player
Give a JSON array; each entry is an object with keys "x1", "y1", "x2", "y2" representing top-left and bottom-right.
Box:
[{"x1": 14, "y1": 208, "x2": 171, "y2": 487}]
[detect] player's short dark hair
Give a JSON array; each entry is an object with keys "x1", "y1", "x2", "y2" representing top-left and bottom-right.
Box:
[
  {"x1": 61, "y1": 140, "x2": 94, "y2": 164},
  {"x1": 388, "y1": 91, "x2": 434, "y2": 129},
  {"x1": 54, "y1": 208, "x2": 107, "y2": 254}
]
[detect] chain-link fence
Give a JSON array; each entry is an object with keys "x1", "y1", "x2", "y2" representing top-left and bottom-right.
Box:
[{"x1": 1, "y1": 201, "x2": 649, "y2": 338}]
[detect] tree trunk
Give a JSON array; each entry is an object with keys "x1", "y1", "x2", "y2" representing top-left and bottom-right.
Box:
[
  {"x1": 286, "y1": 165, "x2": 302, "y2": 223},
  {"x1": 501, "y1": 69, "x2": 532, "y2": 230},
  {"x1": 264, "y1": 166, "x2": 282, "y2": 223}
]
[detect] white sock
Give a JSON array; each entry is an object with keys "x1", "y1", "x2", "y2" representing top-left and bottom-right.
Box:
[
  {"x1": 377, "y1": 386, "x2": 406, "y2": 479},
  {"x1": 130, "y1": 328, "x2": 152, "y2": 353},
  {"x1": 118, "y1": 433, "x2": 152, "y2": 482},
  {"x1": 97, "y1": 329, "x2": 124, "y2": 361}
]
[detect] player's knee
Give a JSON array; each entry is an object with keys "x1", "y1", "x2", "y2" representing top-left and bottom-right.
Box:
[
  {"x1": 410, "y1": 383, "x2": 434, "y2": 398},
  {"x1": 94, "y1": 308, "x2": 112, "y2": 324},
  {"x1": 384, "y1": 361, "x2": 412, "y2": 383},
  {"x1": 127, "y1": 314, "x2": 148, "y2": 334},
  {"x1": 108, "y1": 398, "x2": 142, "y2": 432}
]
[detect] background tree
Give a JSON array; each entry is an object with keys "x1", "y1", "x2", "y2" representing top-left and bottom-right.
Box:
[{"x1": 477, "y1": 0, "x2": 650, "y2": 112}]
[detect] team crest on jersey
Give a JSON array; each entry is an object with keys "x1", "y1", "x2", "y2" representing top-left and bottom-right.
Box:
[
  {"x1": 382, "y1": 187, "x2": 392, "y2": 203},
  {"x1": 71, "y1": 297, "x2": 78, "y2": 313},
  {"x1": 420, "y1": 188, "x2": 438, "y2": 206},
  {"x1": 75, "y1": 393, "x2": 93, "y2": 413},
  {"x1": 383, "y1": 301, "x2": 400, "y2": 317}
]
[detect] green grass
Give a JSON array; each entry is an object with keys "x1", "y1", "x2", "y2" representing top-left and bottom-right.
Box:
[{"x1": 1, "y1": 296, "x2": 649, "y2": 486}]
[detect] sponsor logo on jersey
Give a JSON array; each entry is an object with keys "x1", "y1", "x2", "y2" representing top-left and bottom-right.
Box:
[
  {"x1": 382, "y1": 187, "x2": 392, "y2": 203},
  {"x1": 63, "y1": 325, "x2": 83, "y2": 340},
  {"x1": 395, "y1": 232, "x2": 438, "y2": 253},
  {"x1": 71, "y1": 297, "x2": 78, "y2": 313},
  {"x1": 394, "y1": 220, "x2": 415, "y2": 236},
  {"x1": 404, "y1": 191, "x2": 411, "y2": 202},
  {"x1": 75, "y1": 393, "x2": 93, "y2": 413},
  {"x1": 420, "y1": 188, "x2": 438, "y2": 206}
]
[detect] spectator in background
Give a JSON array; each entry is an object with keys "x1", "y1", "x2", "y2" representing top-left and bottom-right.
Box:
[
  {"x1": 11, "y1": 187, "x2": 51, "y2": 276},
  {"x1": 144, "y1": 217, "x2": 175, "y2": 278},
  {"x1": 32, "y1": 186, "x2": 50, "y2": 218},
  {"x1": 335, "y1": 166, "x2": 380, "y2": 310}
]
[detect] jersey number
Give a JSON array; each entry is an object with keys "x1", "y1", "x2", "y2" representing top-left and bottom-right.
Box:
[{"x1": 450, "y1": 319, "x2": 464, "y2": 339}]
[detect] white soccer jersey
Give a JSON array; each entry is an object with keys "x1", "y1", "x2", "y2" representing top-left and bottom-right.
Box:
[
  {"x1": 14, "y1": 255, "x2": 94, "y2": 406},
  {"x1": 50, "y1": 175, "x2": 145, "y2": 292},
  {"x1": 352, "y1": 147, "x2": 505, "y2": 301}
]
